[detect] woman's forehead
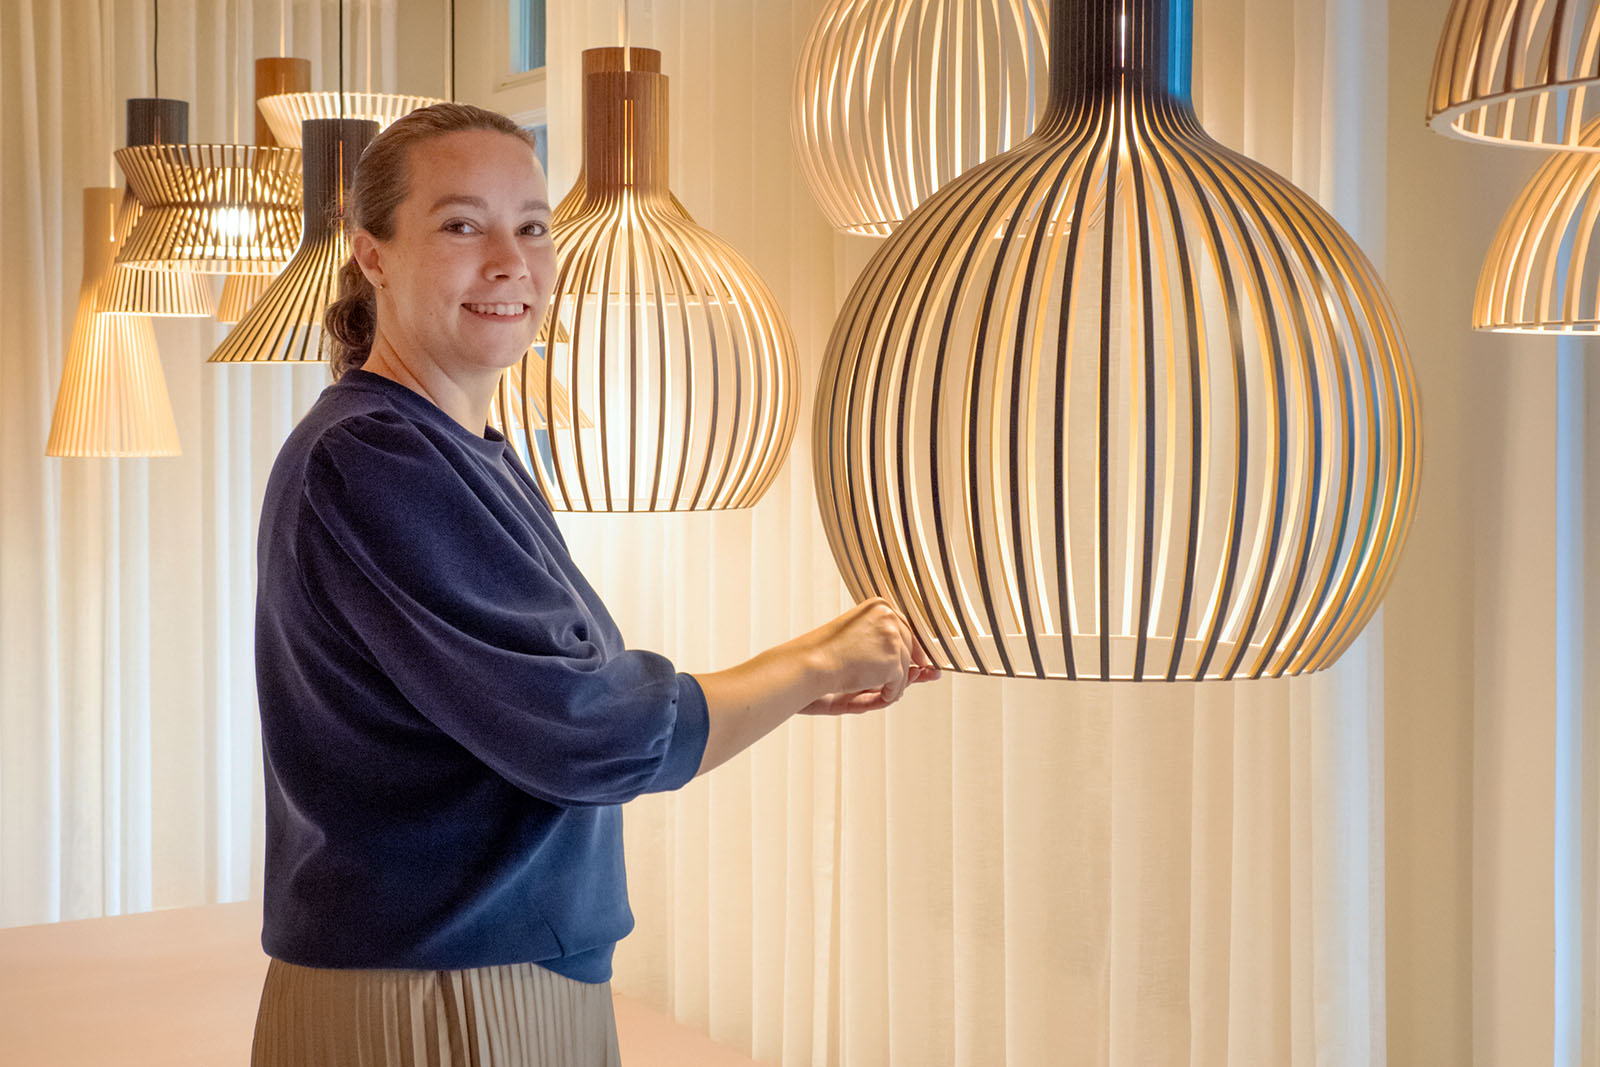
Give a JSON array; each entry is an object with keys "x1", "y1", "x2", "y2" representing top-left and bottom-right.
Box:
[{"x1": 404, "y1": 130, "x2": 546, "y2": 203}]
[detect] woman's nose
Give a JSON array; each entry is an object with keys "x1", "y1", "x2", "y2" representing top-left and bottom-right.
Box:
[{"x1": 483, "y1": 230, "x2": 530, "y2": 280}]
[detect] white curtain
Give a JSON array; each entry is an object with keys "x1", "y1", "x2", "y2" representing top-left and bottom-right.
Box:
[
  {"x1": 5, "y1": 0, "x2": 1595, "y2": 1064},
  {"x1": 549, "y1": 0, "x2": 1385, "y2": 1063},
  {"x1": 0, "y1": 0, "x2": 394, "y2": 922}
]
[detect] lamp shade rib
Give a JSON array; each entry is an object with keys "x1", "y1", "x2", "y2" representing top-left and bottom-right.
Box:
[
  {"x1": 1428, "y1": 0, "x2": 1600, "y2": 149},
  {"x1": 47, "y1": 188, "x2": 181, "y2": 457},
  {"x1": 813, "y1": 0, "x2": 1421, "y2": 680},
  {"x1": 510, "y1": 49, "x2": 800, "y2": 512},
  {"x1": 793, "y1": 0, "x2": 1050, "y2": 236},
  {"x1": 208, "y1": 118, "x2": 379, "y2": 363}
]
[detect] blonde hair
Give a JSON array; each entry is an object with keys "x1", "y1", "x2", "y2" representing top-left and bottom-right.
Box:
[{"x1": 324, "y1": 103, "x2": 541, "y2": 380}]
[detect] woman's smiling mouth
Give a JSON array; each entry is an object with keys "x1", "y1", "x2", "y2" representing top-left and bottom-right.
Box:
[{"x1": 463, "y1": 302, "x2": 529, "y2": 319}]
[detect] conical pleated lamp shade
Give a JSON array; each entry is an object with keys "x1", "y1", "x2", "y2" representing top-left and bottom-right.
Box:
[
  {"x1": 813, "y1": 0, "x2": 1422, "y2": 680},
  {"x1": 793, "y1": 0, "x2": 1050, "y2": 236},
  {"x1": 216, "y1": 273, "x2": 275, "y2": 324},
  {"x1": 257, "y1": 91, "x2": 444, "y2": 148},
  {"x1": 98, "y1": 99, "x2": 216, "y2": 317},
  {"x1": 515, "y1": 49, "x2": 800, "y2": 512},
  {"x1": 1476, "y1": 117, "x2": 1600, "y2": 331},
  {"x1": 47, "y1": 188, "x2": 181, "y2": 457},
  {"x1": 1429, "y1": 0, "x2": 1600, "y2": 150},
  {"x1": 209, "y1": 118, "x2": 379, "y2": 363}
]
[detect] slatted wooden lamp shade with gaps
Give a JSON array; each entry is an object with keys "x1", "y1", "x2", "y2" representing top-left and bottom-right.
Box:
[
  {"x1": 510, "y1": 47, "x2": 799, "y2": 512},
  {"x1": 113, "y1": 130, "x2": 302, "y2": 275},
  {"x1": 1476, "y1": 117, "x2": 1600, "y2": 331},
  {"x1": 47, "y1": 188, "x2": 181, "y2": 457},
  {"x1": 813, "y1": 0, "x2": 1422, "y2": 681},
  {"x1": 218, "y1": 58, "x2": 314, "y2": 325},
  {"x1": 97, "y1": 99, "x2": 215, "y2": 318},
  {"x1": 1428, "y1": 0, "x2": 1600, "y2": 149},
  {"x1": 208, "y1": 118, "x2": 379, "y2": 363},
  {"x1": 792, "y1": 0, "x2": 1050, "y2": 236},
  {"x1": 256, "y1": 91, "x2": 444, "y2": 149}
]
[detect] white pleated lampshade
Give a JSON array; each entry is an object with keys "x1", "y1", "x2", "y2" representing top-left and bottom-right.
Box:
[
  {"x1": 47, "y1": 188, "x2": 181, "y2": 457},
  {"x1": 256, "y1": 90, "x2": 444, "y2": 147},
  {"x1": 814, "y1": 0, "x2": 1421, "y2": 680},
  {"x1": 792, "y1": 0, "x2": 1049, "y2": 236}
]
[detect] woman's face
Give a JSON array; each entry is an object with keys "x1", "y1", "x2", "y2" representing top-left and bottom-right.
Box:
[{"x1": 358, "y1": 128, "x2": 555, "y2": 378}]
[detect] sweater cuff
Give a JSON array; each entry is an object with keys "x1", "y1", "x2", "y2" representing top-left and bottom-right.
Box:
[{"x1": 648, "y1": 671, "x2": 709, "y2": 793}]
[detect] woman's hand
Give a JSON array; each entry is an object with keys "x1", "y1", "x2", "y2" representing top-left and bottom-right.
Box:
[
  {"x1": 796, "y1": 598, "x2": 941, "y2": 716},
  {"x1": 691, "y1": 597, "x2": 943, "y2": 777}
]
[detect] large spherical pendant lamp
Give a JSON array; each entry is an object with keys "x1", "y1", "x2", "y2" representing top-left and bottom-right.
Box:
[
  {"x1": 208, "y1": 118, "x2": 379, "y2": 363},
  {"x1": 1476, "y1": 118, "x2": 1600, "y2": 331},
  {"x1": 516, "y1": 48, "x2": 799, "y2": 512},
  {"x1": 97, "y1": 99, "x2": 216, "y2": 318},
  {"x1": 814, "y1": 0, "x2": 1422, "y2": 681},
  {"x1": 47, "y1": 189, "x2": 181, "y2": 457},
  {"x1": 1428, "y1": 0, "x2": 1600, "y2": 149},
  {"x1": 793, "y1": 0, "x2": 1050, "y2": 236}
]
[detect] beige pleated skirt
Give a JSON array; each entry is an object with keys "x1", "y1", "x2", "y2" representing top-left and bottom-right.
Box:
[{"x1": 251, "y1": 957, "x2": 622, "y2": 1066}]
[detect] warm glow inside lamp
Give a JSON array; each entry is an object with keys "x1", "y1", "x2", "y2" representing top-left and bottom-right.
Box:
[
  {"x1": 256, "y1": 91, "x2": 445, "y2": 148},
  {"x1": 509, "y1": 47, "x2": 800, "y2": 512},
  {"x1": 97, "y1": 99, "x2": 216, "y2": 318},
  {"x1": 813, "y1": 0, "x2": 1422, "y2": 680},
  {"x1": 792, "y1": 0, "x2": 1050, "y2": 236},
  {"x1": 47, "y1": 188, "x2": 181, "y2": 457},
  {"x1": 207, "y1": 117, "x2": 378, "y2": 363},
  {"x1": 1428, "y1": 0, "x2": 1600, "y2": 149},
  {"x1": 217, "y1": 58, "x2": 315, "y2": 325},
  {"x1": 1476, "y1": 117, "x2": 1600, "y2": 332}
]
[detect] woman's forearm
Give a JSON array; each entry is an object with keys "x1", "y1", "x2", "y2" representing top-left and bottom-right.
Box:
[{"x1": 690, "y1": 637, "x2": 832, "y2": 777}]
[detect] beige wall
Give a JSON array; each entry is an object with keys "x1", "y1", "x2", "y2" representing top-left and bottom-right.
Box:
[{"x1": 1385, "y1": 1, "x2": 1565, "y2": 1064}]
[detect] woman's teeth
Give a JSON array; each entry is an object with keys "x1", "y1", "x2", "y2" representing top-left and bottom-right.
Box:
[{"x1": 464, "y1": 303, "x2": 527, "y2": 317}]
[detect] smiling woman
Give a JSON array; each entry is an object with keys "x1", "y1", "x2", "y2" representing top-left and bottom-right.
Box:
[{"x1": 248, "y1": 102, "x2": 938, "y2": 1066}]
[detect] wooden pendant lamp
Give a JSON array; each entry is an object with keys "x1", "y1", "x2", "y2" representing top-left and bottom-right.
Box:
[
  {"x1": 1428, "y1": 0, "x2": 1600, "y2": 150},
  {"x1": 793, "y1": 0, "x2": 1050, "y2": 236},
  {"x1": 509, "y1": 47, "x2": 800, "y2": 512},
  {"x1": 217, "y1": 58, "x2": 314, "y2": 325},
  {"x1": 47, "y1": 189, "x2": 181, "y2": 457},
  {"x1": 813, "y1": 0, "x2": 1422, "y2": 680},
  {"x1": 97, "y1": 99, "x2": 216, "y2": 317},
  {"x1": 1476, "y1": 117, "x2": 1600, "y2": 332},
  {"x1": 207, "y1": 118, "x2": 378, "y2": 363}
]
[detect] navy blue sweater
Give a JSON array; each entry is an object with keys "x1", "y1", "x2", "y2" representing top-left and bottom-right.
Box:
[{"x1": 254, "y1": 369, "x2": 708, "y2": 983}]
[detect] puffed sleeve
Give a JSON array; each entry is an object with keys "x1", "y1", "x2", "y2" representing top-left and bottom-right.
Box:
[{"x1": 294, "y1": 411, "x2": 708, "y2": 808}]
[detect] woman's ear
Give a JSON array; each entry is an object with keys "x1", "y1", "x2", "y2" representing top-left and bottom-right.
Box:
[{"x1": 351, "y1": 230, "x2": 385, "y2": 290}]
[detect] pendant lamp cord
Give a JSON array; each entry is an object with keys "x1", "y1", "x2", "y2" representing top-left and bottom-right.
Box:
[
  {"x1": 338, "y1": 0, "x2": 345, "y2": 117},
  {"x1": 152, "y1": 0, "x2": 159, "y2": 97},
  {"x1": 448, "y1": 0, "x2": 456, "y2": 101}
]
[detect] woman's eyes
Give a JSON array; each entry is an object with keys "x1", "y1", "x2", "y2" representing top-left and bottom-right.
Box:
[{"x1": 442, "y1": 219, "x2": 549, "y2": 237}]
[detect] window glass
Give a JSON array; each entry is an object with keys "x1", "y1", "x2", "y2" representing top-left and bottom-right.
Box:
[{"x1": 510, "y1": 0, "x2": 547, "y2": 74}]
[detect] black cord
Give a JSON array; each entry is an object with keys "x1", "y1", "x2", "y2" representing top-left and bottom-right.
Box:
[
  {"x1": 449, "y1": 0, "x2": 456, "y2": 101},
  {"x1": 338, "y1": 0, "x2": 345, "y2": 116},
  {"x1": 153, "y1": 0, "x2": 159, "y2": 97}
]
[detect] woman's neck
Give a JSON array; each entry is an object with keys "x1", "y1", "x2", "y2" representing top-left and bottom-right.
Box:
[{"x1": 359, "y1": 328, "x2": 499, "y2": 437}]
